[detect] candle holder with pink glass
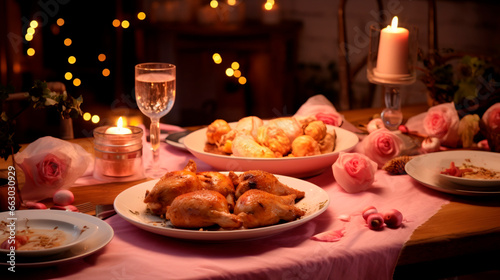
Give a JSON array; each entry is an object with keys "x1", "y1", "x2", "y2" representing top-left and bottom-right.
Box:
[{"x1": 367, "y1": 17, "x2": 418, "y2": 130}]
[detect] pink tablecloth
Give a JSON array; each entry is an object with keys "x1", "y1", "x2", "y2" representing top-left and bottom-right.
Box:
[{"x1": 18, "y1": 124, "x2": 451, "y2": 279}]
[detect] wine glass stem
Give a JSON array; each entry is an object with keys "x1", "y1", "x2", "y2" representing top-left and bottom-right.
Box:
[{"x1": 150, "y1": 118, "x2": 161, "y2": 174}]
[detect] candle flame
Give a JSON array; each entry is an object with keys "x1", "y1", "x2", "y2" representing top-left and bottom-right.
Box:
[
  {"x1": 391, "y1": 16, "x2": 399, "y2": 29},
  {"x1": 117, "y1": 117, "x2": 124, "y2": 128}
]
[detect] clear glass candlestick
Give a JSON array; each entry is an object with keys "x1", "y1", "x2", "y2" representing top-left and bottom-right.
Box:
[
  {"x1": 381, "y1": 86, "x2": 403, "y2": 130},
  {"x1": 135, "y1": 63, "x2": 176, "y2": 178},
  {"x1": 367, "y1": 23, "x2": 418, "y2": 130}
]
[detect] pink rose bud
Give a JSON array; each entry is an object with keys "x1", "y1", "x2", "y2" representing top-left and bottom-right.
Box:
[
  {"x1": 423, "y1": 102, "x2": 460, "y2": 148},
  {"x1": 362, "y1": 128, "x2": 403, "y2": 168},
  {"x1": 332, "y1": 152, "x2": 378, "y2": 193}
]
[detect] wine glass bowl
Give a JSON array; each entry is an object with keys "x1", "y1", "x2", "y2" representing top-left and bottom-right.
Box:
[{"x1": 135, "y1": 62, "x2": 176, "y2": 178}]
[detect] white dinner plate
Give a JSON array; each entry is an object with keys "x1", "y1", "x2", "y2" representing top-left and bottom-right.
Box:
[
  {"x1": 183, "y1": 124, "x2": 359, "y2": 178},
  {"x1": 0, "y1": 210, "x2": 98, "y2": 257},
  {"x1": 165, "y1": 130, "x2": 191, "y2": 151},
  {"x1": 405, "y1": 151, "x2": 500, "y2": 196},
  {"x1": 114, "y1": 174, "x2": 330, "y2": 241},
  {"x1": 0, "y1": 210, "x2": 114, "y2": 267}
]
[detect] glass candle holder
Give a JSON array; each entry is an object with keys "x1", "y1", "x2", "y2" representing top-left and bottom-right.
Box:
[
  {"x1": 367, "y1": 22, "x2": 418, "y2": 130},
  {"x1": 93, "y1": 126, "x2": 145, "y2": 182}
]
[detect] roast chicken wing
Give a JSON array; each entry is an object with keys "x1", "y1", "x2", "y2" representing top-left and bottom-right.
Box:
[
  {"x1": 197, "y1": 171, "x2": 236, "y2": 211},
  {"x1": 234, "y1": 189, "x2": 305, "y2": 228},
  {"x1": 206, "y1": 119, "x2": 232, "y2": 144},
  {"x1": 268, "y1": 117, "x2": 303, "y2": 143},
  {"x1": 144, "y1": 160, "x2": 204, "y2": 216},
  {"x1": 235, "y1": 116, "x2": 263, "y2": 139},
  {"x1": 230, "y1": 170, "x2": 305, "y2": 199},
  {"x1": 256, "y1": 125, "x2": 291, "y2": 157},
  {"x1": 291, "y1": 135, "x2": 321, "y2": 157},
  {"x1": 165, "y1": 190, "x2": 242, "y2": 229}
]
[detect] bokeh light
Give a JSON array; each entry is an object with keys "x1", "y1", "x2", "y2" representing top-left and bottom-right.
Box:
[
  {"x1": 212, "y1": 53, "x2": 222, "y2": 64},
  {"x1": 30, "y1": 20, "x2": 38, "y2": 28},
  {"x1": 57, "y1": 18, "x2": 65, "y2": 26},
  {"x1": 64, "y1": 38, "x2": 72, "y2": 46},
  {"x1": 64, "y1": 72, "x2": 73, "y2": 80},
  {"x1": 73, "y1": 78, "x2": 81, "y2": 86},
  {"x1": 27, "y1": 48, "x2": 35, "y2": 56},
  {"x1": 121, "y1": 20, "x2": 130, "y2": 28},
  {"x1": 112, "y1": 19, "x2": 120, "y2": 27},
  {"x1": 102, "y1": 68, "x2": 110, "y2": 77},
  {"x1": 91, "y1": 115, "x2": 100, "y2": 124},
  {"x1": 210, "y1": 0, "x2": 218, "y2": 8},
  {"x1": 137, "y1": 12, "x2": 146, "y2": 20},
  {"x1": 238, "y1": 77, "x2": 247, "y2": 85},
  {"x1": 225, "y1": 68, "x2": 234, "y2": 77},
  {"x1": 26, "y1": 27, "x2": 35, "y2": 35},
  {"x1": 98, "y1": 54, "x2": 106, "y2": 62},
  {"x1": 83, "y1": 112, "x2": 91, "y2": 121},
  {"x1": 233, "y1": 70, "x2": 241, "y2": 78},
  {"x1": 68, "y1": 56, "x2": 76, "y2": 64},
  {"x1": 231, "y1": 62, "x2": 240, "y2": 70},
  {"x1": 25, "y1": 34, "x2": 33, "y2": 41}
]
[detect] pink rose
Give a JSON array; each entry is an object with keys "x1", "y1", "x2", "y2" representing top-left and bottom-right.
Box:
[
  {"x1": 423, "y1": 102, "x2": 460, "y2": 147},
  {"x1": 332, "y1": 152, "x2": 377, "y2": 193},
  {"x1": 482, "y1": 103, "x2": 500, "y2": 133},
  {"x1": 36, "y1": 154, "x2": 67, "y2": 185},
  {"x1": 15, "y1": 136, "x2": 92, "y2": 201},
  {"x1": 315, "y1": 112, "x2": 343, "y2": 126},
  {"x1": 362, "y1": 128, "x2": 402, "y2": 168}
]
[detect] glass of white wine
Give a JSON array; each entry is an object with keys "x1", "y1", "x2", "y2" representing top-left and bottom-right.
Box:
[{"x1": 135, "y1": 62, "x2": 176, "y2": 178}]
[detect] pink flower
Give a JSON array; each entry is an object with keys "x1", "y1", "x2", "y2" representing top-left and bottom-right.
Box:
[
  {"x1": 332, "y1": 152, "x2": 377, "y2": 193},
  {"x1": 423, "y1": 102, "x2": 460, "y2": 147},
  {"x1": 315, "y1": 112, "x2": 343, "y2": 126},
  {"x1": 362, "y1": 128, "x2": 402, "y2": 168},
  {"x1": 482, "y1": 103, "x2": 500, "y2": 133},
  {"x1": 15, "y1": 136, "x2": 92, "y2": 201},
  {"x1": 36, "y1": 154, "x2": 67, "y2": 185},
  {"x1": 294, "y1": 94, "x2": 343, "y2": 127}
]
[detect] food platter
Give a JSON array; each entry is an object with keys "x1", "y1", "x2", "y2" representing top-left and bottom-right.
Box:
[
  {"x1": 114, "y1": 174, "x2": 330, "y2": 241},
  {"x1": 0, "y1": 210, "x2": 113, "y2": 266},
  {"x1": 183, "y1": 124, "x2": 359, "y2": 178},
  {"x1": 405, "y1": 151, "x2": 500, "y2": 196}
]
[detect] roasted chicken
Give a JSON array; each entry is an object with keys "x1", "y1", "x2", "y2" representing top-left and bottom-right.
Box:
[
  {"x1": 267, "y1": 117, "x2": 303, "y2": 143},
  {"x1": 206, "y1": 119, "x2": 232, "y2": 144},
  {"x1": 197, "y1": 171, "x2": 236, "y2": 211},
  {"x1": 291, "y1": 135, "x2": 321, "y2": 157},
  {"x1": 165, "y1": 190, "x2": 242, "y2": 229},
  {"x1": 256, "y1": 125, "x2": 291, "y2": 157},
  {"x1": 230, "y1": 170, "x2": 305, "y2": 200},
  {"x1": 234, "y1": 189, "x2": 305, "y2": 228},
  {"x1": 231, "y1": 133, "x2": 275, "y2": 158}
]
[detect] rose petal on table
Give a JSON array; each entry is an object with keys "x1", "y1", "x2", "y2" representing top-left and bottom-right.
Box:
[{"x1": 310, "y1": 228, "x2": 345, "y2": 242}]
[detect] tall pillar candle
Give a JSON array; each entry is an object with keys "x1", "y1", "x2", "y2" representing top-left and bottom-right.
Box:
[{"x1": 375, "y1": 16, "x2": 409, "y2": 77}]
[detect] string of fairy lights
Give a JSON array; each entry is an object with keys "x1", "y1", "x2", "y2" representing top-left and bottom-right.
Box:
[{"x1": 23, "y1": 3, "x2": 256, "y2": 125}]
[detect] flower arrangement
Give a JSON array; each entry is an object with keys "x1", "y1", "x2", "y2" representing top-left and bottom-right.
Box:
[
  {"x1": 0, "y1": 81, "x2": 83, "y2": 160},
  {"x1": 418, "y1": 50, "x2": 500, "y2": 118}
]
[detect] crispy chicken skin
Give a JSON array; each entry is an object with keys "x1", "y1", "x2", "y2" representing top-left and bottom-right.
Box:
[
  {"x1": 304, "y1": 120, "x2": 327, "y2": 142},
  {"x1": 234, "y1": 189, "x2": 305, "y2": 228},
  {"x1": 197, "y1": 171, "x2": 236, "y2": 211},
  {"x1": 206, "y1": 119, "x2": 232, "y2": 144},
  {"x1": 165, "y1": 190, "x2": 242, "y2": 229},
  {"x1": 231, "y1": 134, "x2": 275, "y2": 158},
  {"x1": 291, "y1": 135, "x2": 321, "y2": 157},
  {"x1": 230, "y1": 170, "x2": 305, "y2": 200},
  {"x1": 256, "y1": 125, "x2": 291, "y2": 157},
  {"x1": 268, "y1": 117, "x2": 303, "y2": 143},
  {"x1": 235, "y1": 116, "x2": 263, "y2": 139},
  {"x1": 144, "y1": 160, "x2": 203, "y2": 216}
]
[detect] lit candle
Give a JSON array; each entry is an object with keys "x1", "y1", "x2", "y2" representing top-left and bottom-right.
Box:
[
  {"x1": 105, "y1": 117, "x2": 132, "y2": 135},
  {"x1": 375, "y1": 16, "x2": 409, "y2": 77}
]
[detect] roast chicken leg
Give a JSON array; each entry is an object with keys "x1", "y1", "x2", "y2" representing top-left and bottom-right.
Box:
[
  {"x1": 230, "y1": 170, "x2": 305, "y2": 200},
  {"x1": 165, "y1": 190, "x2": 242, "y2": 229},
  {"x1": 234, "y1": 189, "x2": 305, "y2": 228},
  {"x1": 197, "y1": 171, "x2": 236, "y2": 211},
  {"x1": 144, "y1": 160, "x2": 204, "y2": 216}
]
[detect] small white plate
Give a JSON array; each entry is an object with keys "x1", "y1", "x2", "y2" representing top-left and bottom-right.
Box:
[
  {"x1": 0, "y1": 210, "x2": 98, "y2": 257},
  {"x1": 0, "y1": 210, "x2": 113, "y2": 267},
  {"x1": 405, "y1": 151, "x2": 500, "y2": 196},
  {"x1": 183, "y1": 124, "x2": 359, "y2": 178},
  {"x1": 165, "y1": 131, "x2": 191, "y2": 150},
  {"x1": 114, "y1": 173, "x2": 330, "y2": 241}
]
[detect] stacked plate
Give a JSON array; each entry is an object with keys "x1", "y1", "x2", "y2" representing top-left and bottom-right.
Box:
[
  {"x1": 0, "y1": 210, "x2": 113, "y2": 267},
  {"x1": 405, "y1": 150, "x2": 500, "y2": 196}
]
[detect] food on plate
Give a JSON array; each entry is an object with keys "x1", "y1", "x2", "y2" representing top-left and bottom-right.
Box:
[
  {"x1": 165, "y1": 190, "x2": 242, "y2": 229},
  {"x1": 291, "y1": 135, "x2": 321, "y2": 157},
  {"x1": 231, "y1": 134, "x2": 275, "y2": 158},
  {"x1": 229, "y1": 170, "x2": 306, "y2": 200},
  {"x1": 441, "y1": 160, "x2": 500, "y2": 179},
  {"x1": 204, "y1": 116, "x2": 336, "y2": 158},
  {"x1": 234, "y1": 189, "x2": 305, "y2": 229},
  {"x1": 0, "y1": 221, "x2": 68, "y2": 250},
  {"x1": 143, "y1": 161, "x2": 306, "y2": 230}
]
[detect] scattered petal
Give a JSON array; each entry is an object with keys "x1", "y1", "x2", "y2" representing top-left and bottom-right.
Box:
[{"x1": 310, "y1": 228, "x2": 345, "y2": 242}]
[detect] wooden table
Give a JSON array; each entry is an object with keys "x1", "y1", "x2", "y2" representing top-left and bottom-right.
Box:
[{"x1": 2, "y1": 103, "x2": 500, "y2": 278}]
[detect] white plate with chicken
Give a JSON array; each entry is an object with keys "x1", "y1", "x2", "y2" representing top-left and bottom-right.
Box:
[
  {"x1": 113, "y1": 161, "x2": 330, "y2": 241},
  {"x1": 183, "y1": 117, "x2": 359, "y2": 178}
]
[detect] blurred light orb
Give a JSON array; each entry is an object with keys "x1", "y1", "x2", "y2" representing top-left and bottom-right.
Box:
[
  {"x1": 73, "y1": 78, "x2": 81, "y2": 86},
  {"x1": 121, "y1": 20, "x2": 130, "y2": 28},
  {"x1": 225, "y1": 68, "x2": 234, "y2": 77},
  {"x1": 137, "y1": 12, "x2": 146, "y2": 20},
  {"x1": 27, "y1": 48, "x2": 35, "y2": 56},
  {"x1": 57, "y1": 18, "x2": 65, "y2": 26},
  {"x1": 83, "y1": 112, "x2": 91, "y2": 121},
  {"x1": 102, "y1": 68, "x2": 110, "y2": 77},
  {"x1": 64, "y1": 72, "x2": 73, "y2": 80},
  {"x1": 91, "y1": 115, "x2": 100, "y2": 124},
  {"x1": 64, "y1": 38, "x2": 72, "y2": 46},
  {"x1": 68, "y1": 56, "x2": 76, "y2": 64}
]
